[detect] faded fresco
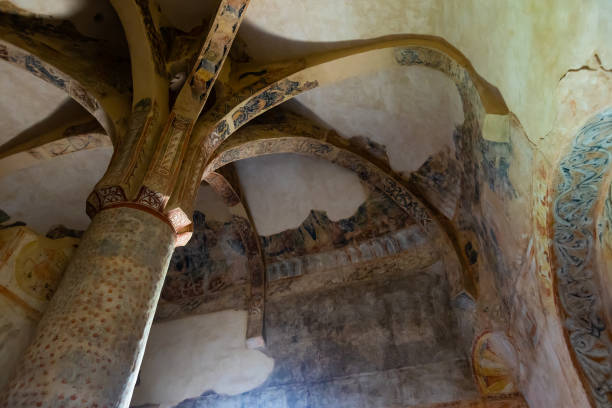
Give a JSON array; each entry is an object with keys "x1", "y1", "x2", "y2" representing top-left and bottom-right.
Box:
[
  {"x1": 156, "y1": 211, "x2": 251, "y2": 321},
  {"x1": 0, "y1": 0, "x2": 608, "y2": 402},
  {"x1": 156, "y1": 188, "x2": 427, "y2": 320},
  {"x1": 175, "y1": 254, "x2": 475, "y2": 407},
  {"x1": 0, "y1": 226, "x2": 79, "y2": 314},
  {"x1": 0, "y1": 226, "x2": 79, "y2": 390},
  {"x1": 552, "y1": 109, "x2": 612, "y2": 406},
  {"x1": 261, "y1": 189, "x2": 414, "y2": 264}
]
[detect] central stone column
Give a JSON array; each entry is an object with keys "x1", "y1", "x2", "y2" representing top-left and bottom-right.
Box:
[
  {"x1": 0, "y1": 206, "x2": 175, "y2": 408},
  {"x1": 0, "y1": 0, "x2": 250, "y2": 404}
]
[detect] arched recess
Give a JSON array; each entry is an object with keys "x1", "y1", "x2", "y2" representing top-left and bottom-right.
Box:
[
  {"x1": 0, "y1": 12, "x2": 132, "y2": 176},
  {"x1": 203, "y1": 110, "x2": 472, "y2": 301},
  {"x1": 0, "y1": 36, "x2": 129, "y2": 144},
  {"x1": 200, "y1": 35, "x2": 508, "y2": 158},
  {"x1": 551, "y1": 108, "x2": 612, "y2": 407},
  {"x1": 171, "y1": 36, "x2": 510, "y2": 227}
]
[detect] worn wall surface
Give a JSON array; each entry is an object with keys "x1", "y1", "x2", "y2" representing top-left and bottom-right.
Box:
[
  {"x1": 288, "y1": 64, "x2": 464, "y2": 175},
  {"x1": 0, "y1": 147, "x2": 112, "y2": 233},
  {"x1": 240, "y1": 0, "x2": 610, "y2": 146},
  {"x1": 0, "y1": 60, "x2": 85, "y2": 147},
  {"x1": 174, "y1": 256, "x2": 474, "y2": 408},
  {"x1": 156, "y1": 210, "x2": 251, "y2": 321},
  {"x1": 235, "y1": 153, "x2": 368, "y2": 235},
  {"x1": 132, "y1": 310, "x2": 274, "y2": 408},
  {"x1": 0, "y1": 1, "x2": 609, "y2": 407},
  {"x1": 130, "y1": 185, "x2": 472, "y2": 407},
  {"x1": 0, "y1": 226, "x2": 79, "y2": 390}
]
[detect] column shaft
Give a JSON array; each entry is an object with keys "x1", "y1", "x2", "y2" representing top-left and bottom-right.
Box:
[{"x1": 1, "y1": 206, "x2": 175, "y2": 408}]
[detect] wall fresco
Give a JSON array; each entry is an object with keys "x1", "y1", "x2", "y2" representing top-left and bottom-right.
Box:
[
  {"x1": 261, "y1": 189, "x2": 414, "y2": 261},
  {"x1": 176, "y1": 256, "x2": 477, "y2": 408},
  {"x1": 156, "y1": 189, "x2": 426, "y2": 321},
  {"x1": 0, "y1": 226, "x2": 78, "y2": 314},
  {"x1": 552, "y1": 109, "x2": 612, "y2": 407},
  {"x1": 393, "y1": 44, "x2": 565, "y2": 407},
  {"x1": 472, "y1": 332, "x2": 519, "y2": 397},
  {"x1": 0, "y1": 227, "x2": 79, "y2": 391},
  {"x1": 2, "y1": 14, "x2": 603, "y2": 406},
  {"x1": 156, "y1": 210, "x2": 250, "y2": 321}
]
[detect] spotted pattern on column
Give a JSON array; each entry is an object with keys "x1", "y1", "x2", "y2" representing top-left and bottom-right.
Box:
[{"x1": 1, "y1": 207, "x2": 175, "y2": 408}]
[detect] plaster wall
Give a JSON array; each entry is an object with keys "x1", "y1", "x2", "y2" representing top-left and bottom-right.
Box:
[
  {"x1": 0, "y1": 147, "x2": 112, "y2": 233},
  {"x1": 241, "y1": 0, "x2": 611, "y2": 146},
  {"x1": 0, "y1": 60, "x2": 80, "y2": 147},
  {"x1": 289, "y1": 64, "x2": 464, "y2": 174},
  {"x1": 132, "y1": 310, "x2": 274, "y2": 408},
  {"x1": 235, "y1": 153, "x2": 368, "y2": 235}
]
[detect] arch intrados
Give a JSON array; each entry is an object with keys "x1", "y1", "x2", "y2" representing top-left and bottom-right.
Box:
[
  {"x1": 203, "y1": 131, "x2": 471, "y2": 298},
  {"x1": 0, "y1": 41, "x2": 117, "y2": 140}
]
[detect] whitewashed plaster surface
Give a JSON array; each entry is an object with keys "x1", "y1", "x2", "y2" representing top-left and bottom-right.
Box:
[
  {"x1": 0, "y1": 60, "x2": 80, "y2": 147},
  {"x1": 131, "y1": 310, "x2": 274, "y2": 408},
  {"x1": 289, "y1": 65, "x2": 464, "y2": 174},
  {"x1": 235, "y1": 154, "x2": 368, "y2": 236},
  {"x1": 241, "y1": 0, "x2": 611, "y2": 146},
  {"x1": 0, "y1": 147, "x2": 112, "y2": 233}
]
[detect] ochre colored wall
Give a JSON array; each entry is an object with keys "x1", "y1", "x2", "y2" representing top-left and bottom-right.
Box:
[{"x1": 0, "y1": 226, "x2": 78, "y2": 389}]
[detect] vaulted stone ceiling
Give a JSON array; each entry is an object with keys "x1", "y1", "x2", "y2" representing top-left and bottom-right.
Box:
[
  {"x1": 0, "y1": 1, "x2": 610, "y2": 407},
  {"x1": 0, "y1": 0, "x2": 466, "y2": 236}
]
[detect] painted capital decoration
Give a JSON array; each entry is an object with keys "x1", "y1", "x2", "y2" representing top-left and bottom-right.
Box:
[{"x1": 84, "y1": 0, "x2": 251, "y2": 247}]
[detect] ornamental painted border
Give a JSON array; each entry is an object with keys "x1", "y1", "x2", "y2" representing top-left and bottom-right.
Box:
[{"x1": 553, "y1": 108, "x2": 612, "y2": 407}]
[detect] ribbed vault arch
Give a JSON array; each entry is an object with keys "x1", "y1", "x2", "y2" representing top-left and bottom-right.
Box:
[
  {"x1": 188, "y1": 37, "x2": 514, "y2": 303},
  {"x1": 167, "y1": 36, "x2": 511, "y2": 222},
  {"x1": 203, "y1": 110, "x2": 472, "y2": 299}
]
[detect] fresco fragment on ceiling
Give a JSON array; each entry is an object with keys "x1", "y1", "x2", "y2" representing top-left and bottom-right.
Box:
[
  {"x1": 156, "y1": 211, "x2": 251, "y2": 321},
  {"x1": 155, "y1": 187, "x2": 442, "y2": 322},
  {"x1": 261, "y1": 188, "x2": 434, "y2": 281},
  {"x1": 261, "y1": 188, "x2": 413, "y2": 260}
]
